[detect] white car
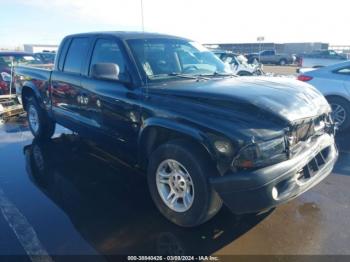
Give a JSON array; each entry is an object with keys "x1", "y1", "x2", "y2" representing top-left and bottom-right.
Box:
[
  {"x1": 297, "y1": 50, "x2": 348, "y2": 73},
  {"x1": 297, "y1": 61, "x2": 350, "y2": 131},
  {"x1": 214, "y1": 51, "x2": 263, "y2": 76}
]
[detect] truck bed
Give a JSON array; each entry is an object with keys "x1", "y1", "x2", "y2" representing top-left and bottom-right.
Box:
[
  {"x1": 15, "y1": 65, "x2": 52, "y2": 80},
  {"x1": 14, "y1": 65, "x2": 53, "y2": 113}
]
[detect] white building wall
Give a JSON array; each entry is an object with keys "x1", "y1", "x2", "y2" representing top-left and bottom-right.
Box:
[{"x1": 23, "y1": 44, "x2": 58, "y2": 53}]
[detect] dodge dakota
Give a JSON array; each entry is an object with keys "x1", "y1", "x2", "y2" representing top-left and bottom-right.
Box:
[{"x1": 15, "y1": 32, "x2": 338, "y2": 227}]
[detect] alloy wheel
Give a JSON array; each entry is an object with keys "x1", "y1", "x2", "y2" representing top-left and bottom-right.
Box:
[
  {"x1": 156, "y1": 159, "x2": 194, "y2": 212},
  {"x1": 28, "y1": 105, "x2": 40, "y2": 134},
  {"x1": 331, "y1": 103, "x2": 346, "y2": 127}
]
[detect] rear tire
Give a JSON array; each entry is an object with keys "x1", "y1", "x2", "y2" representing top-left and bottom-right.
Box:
[
  {"x1": 147, "y1": 140, "x2": 222, "y2": 227},
  {"x1": 327, "y1": 96, "x2": 350, "y2": 132},
  {"x1": 26, "y1": 96, "x2": 56, "y2": 140},
  {"x1": 279, "y1": 59, "x2": 287, "y2": 66}
]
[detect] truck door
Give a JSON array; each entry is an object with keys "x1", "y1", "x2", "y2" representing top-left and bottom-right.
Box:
[
  {"x1": 261, "y1": 50, "x2": 274, "y2": 63},
  {"x1": 51, "y1": 37, "x2": 91, "y2": 132},
  {"x1": 80, "y1": 37, "x2": 141, "y2": 164}
]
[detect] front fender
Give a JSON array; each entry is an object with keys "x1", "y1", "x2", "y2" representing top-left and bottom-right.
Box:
[{"x1": 137, "y1": 117, "x2": 218, "y2": 166}]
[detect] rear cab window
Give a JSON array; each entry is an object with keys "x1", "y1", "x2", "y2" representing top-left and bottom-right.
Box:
[
  {"x1": 63, "y1": 37, "x2": 89, "y2": 74},
  {"x1": 57, "y1": 39, "x2": 71, "y2": 71}
]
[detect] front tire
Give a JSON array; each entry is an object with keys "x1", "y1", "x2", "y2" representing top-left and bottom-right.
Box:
[
  {"x1": 255, "y1": 69, "x2": 264, "y2": 76},
  {"x1": 26, "y1": 96, "x2": 56, "y2": 140},
  {"x1": 327, "y1": 96, "x2": 350, "y2": 131},
  {"x1": 237, "y1": 71, "x2": 253, "y2": 76},
  {"x1": 147, "y1": 140, "x2": 222, "y2": 227}
]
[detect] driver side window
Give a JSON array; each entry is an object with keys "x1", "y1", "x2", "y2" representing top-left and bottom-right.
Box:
[{"x1": 90, "y1": 39, "x2": 127, "y2": 80}]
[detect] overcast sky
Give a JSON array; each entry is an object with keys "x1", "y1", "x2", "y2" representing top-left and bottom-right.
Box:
[{"x1": 1, "y1": 0, "x2": 349, "y2": 48}]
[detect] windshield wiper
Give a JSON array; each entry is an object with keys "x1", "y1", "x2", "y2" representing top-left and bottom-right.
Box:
[
  {"x1": 169, "y1": 73, "x2": 211, "y2": 80},
  {"x1": 199, "y1": 72, "x2": 237, "y2": 78},
  {"x1": 150, "y1": 73, "x2": 209, "y2": 81}
]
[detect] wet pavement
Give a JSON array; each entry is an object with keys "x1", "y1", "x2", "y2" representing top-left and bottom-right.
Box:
[{"x1": 0, "y1": 116, "x2": 349, "y2": 260}]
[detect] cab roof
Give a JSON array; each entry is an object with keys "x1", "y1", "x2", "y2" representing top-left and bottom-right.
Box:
[{"x1": 64, "y1": 31, "x2": 191, "y2": 41}]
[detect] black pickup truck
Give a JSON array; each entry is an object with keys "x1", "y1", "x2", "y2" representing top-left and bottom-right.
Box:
[{"x1": 15, "y1": 32, "x2": 338, "y2": 227}]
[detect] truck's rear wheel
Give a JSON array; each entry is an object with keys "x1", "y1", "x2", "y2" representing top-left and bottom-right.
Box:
[
  {"x1": 27, "y1": 96, "x2": 56, "y2": 140},
  {"x1": 147, "y1": 140, "x2": 222, "y2": 227},
  {"x1": 279, "y1": 59, "x2": 287, "y2": 66}
]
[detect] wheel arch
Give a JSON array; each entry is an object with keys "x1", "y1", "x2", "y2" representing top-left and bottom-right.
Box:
[
  {"x1": 21, "y1": 83, "x2": 43, "y2": 111},
  {"x1": 325, "y1": 94, "x2": 350, "y2": 103},
  {"x1": 137, "y1": 118, "x2": 217, "y2": 170}
]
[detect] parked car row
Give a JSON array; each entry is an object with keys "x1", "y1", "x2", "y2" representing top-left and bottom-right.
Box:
[
  {"x1": 33, "y1": 51, "x2": 56, "y2": 64},
  {"x1": 14, "y1": 31, "x2": 338, "y2": 227},
  {"x1": 215, "y1": 48, "x2": 349, "y2": 69},
  {"x1": 0, "y1": 51, "x2": 55, "y2": 96},
  {"x1": 296, "y1": 50, "x2": 347, "y2": 70},
  {"x1": 214, "y1": 50, "x2": 263, "y2": 76},
  {"x1": 0, "y1": 52, "x2": 40, "y2": 95}
]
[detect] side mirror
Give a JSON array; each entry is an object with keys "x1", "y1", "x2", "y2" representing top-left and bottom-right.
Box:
[
  {"x1": 91, "y1": 63, "x2": 120, "y2": 81},
  {"x1": 91, "y1": 63, "x2": 133, "y2": 88}
]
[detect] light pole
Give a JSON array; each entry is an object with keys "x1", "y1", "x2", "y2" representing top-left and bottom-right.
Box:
[{"x1": 257, "y1": 36, "x2": 264, "y2": 63}]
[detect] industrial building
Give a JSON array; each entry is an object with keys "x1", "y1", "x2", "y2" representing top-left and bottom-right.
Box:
[
  {"x1": 205, "y1": 42, "x2": 329, "y2": 55},
  {"x1": 23, "y1": 44, "x2": 58, "y2": 53}
]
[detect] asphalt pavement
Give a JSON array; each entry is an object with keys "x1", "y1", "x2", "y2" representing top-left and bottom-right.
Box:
[{"x1": 0, "y1": 116, "x2": 349, "y2": 261}]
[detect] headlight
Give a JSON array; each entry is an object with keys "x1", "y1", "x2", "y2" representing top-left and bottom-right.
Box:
[{"x1": 233, "y1": 137, "x2": 287, "y2": 169}]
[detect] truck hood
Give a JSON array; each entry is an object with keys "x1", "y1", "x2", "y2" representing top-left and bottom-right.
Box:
[{"x1": 150, "y1": 76, "x2": 331, "y2": 124}]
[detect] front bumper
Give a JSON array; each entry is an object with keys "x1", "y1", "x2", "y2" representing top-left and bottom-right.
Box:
[{"x1": 210, "y1": 133, "x2": 338, "y2": 214}]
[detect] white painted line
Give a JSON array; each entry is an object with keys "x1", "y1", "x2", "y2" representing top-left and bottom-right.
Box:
[{"x1": 0, "y1": 187, "x2": 54, "y2": 262}]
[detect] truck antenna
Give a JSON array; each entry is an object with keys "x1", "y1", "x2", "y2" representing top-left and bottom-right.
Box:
[
  {"x1": 140, "y1": 0, "x2": 145, "y2": 33},
  {"x1": 140, "y1": 0, "x2": 149, "y2": 98}
]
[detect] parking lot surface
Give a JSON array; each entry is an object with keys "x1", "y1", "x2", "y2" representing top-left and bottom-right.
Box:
[
  {"x1": 0, "y1": 116, "x2": 349, "y2": 260},
  {"x1": 263, "y1": 65, "x2": 298, "y2": 76}
]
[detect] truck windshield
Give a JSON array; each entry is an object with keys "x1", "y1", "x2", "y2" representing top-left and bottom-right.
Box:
[{"x1": 127, "y1": 38, "x2": 231, "y2": 80}]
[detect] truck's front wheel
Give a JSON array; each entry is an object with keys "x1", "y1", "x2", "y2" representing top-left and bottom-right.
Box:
[
  {"x1": 27, "y1": 97, "x2": 55, "y2": 140},
  {"x1": 147, "y1": 140, "x2": 222, "y2": 227}
]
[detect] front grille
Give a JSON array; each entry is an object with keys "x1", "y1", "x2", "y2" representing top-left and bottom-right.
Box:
[
  {"x1": 290, "y1": 114, "x2": 328, "y2": 145},
  {"x1": 296, "y1": 146, "x2": 331, "y2": 183}
]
